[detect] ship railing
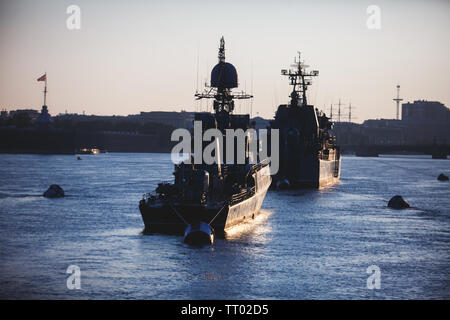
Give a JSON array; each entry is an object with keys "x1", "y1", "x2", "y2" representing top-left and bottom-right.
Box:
[
  {"x1": 318, "y1": 151, "x2": 328, "y2": 160},
  {"x1": 247, "y1": 158, "x2": 270, "y2": 176},
  {"x1": 229, "y1": 186, "x2": 256, "y2": 205},
  {"x1": 142, "y1": 179, "x2": 174, "y2": 199},
  {"x1": 142, "y1": 192, "x2": 158, "y2": 203},
  {"x1": 143, "y1": 191, "x2": 157, "y2": 198}
]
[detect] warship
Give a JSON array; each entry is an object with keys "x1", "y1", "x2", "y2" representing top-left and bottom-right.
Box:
[
  {"x1": 139, "y1": 38, "x2": 271, "y2": 244},
  {"x1": 269, "y1": 53, "x2": 341, "y2": 189}
]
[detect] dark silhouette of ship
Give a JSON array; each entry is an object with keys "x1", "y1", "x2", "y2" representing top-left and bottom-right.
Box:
[
  {"x1": 269, "y1": 53, "x2": 341, "y2": 189},
  {"x1": 139, "y1": 38, "x2": 271, "y2": 244}
]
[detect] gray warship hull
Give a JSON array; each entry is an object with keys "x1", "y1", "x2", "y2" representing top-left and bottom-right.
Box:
[
  {"x1": 139, "y1": 164, "x2": 271, "y2": 236},
  {"x1": 284, "y1": 157, "x2": 341, "y2": 188},
  {"x1": 139, "y1": 37, "x2": 272, "y2": 243},
  {"x1": 269, "y1": 52, "x2": 341, "y2": 189}
]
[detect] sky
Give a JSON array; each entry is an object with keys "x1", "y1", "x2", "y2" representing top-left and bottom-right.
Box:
[{"x1": 0, "y1": 0, "x2": 449, "y2": 122}]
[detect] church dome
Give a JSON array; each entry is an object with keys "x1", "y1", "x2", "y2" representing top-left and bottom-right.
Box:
[{"x1": 211, "y1": 62, "x2": 238, "y2": 88}]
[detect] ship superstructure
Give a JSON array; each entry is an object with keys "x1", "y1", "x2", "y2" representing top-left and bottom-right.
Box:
[
  {"x1": 139, "y1": 38, "x2": 271, "y2": 244},
  {"x1": 270, "y1": 53, "x2": 340, "y2": 188}
]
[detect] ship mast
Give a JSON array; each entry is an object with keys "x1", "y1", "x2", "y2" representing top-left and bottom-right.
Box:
[
  {"x1": 281, "y1": 52, "x2": 318, "y2": 107},
  {"x1": 195, "y1": 37, "x2": 252, "y2": 116}
]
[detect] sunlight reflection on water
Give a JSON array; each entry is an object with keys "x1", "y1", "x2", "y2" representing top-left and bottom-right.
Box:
[{"x1": 0, "y1": 153, "x2": 449, "y2": 299}]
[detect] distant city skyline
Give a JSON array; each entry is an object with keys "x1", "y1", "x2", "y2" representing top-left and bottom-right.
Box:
[{"x1": 0, "y1": 0, "x2": 449, "y2": 123}]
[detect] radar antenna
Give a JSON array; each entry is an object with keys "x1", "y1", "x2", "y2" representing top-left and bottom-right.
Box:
[
  {"x1": 281, "y1": 52, "x2": 319, "y2": 107},
  {"x1": 195, "y1": 37, "x2": 252, "y2": 115}
]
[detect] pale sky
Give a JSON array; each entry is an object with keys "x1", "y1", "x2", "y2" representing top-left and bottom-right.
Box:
[{"x1": 0, "y1": 0, "x2": 449, "y2": 122}]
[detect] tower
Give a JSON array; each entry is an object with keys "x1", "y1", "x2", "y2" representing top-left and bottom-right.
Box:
[{"x1": 393, "y1": 85, "x2": 403, "y2": 120}]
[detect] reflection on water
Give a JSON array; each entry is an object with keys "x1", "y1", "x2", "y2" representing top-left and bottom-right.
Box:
[
  {"x1": 0, "y1": 153, "x2": 449, "y2": 299},
  {"x1": 224, "y1": 210, "x2": 273, "y2": 241}
]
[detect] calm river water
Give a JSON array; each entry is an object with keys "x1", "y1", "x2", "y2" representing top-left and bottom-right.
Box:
[{"x1": 0, "y1": 153, "x2": 448, "y2": 299}]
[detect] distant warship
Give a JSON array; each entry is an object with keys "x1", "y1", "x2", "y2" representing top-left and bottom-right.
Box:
[
  {"x1": 269, "y1": 53, "x2": 341, "y2": 189},
  {"x1": 139, "y1": 38, "x2": 271, "y2": 244}
]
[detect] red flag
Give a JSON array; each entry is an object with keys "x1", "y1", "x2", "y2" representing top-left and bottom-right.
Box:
[{"x1": 37, "y1": 74, "x2": 46, "y2": 82}]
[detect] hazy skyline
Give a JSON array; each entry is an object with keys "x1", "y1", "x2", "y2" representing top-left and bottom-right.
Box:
[{"x1": 0, "y1": 0, "x2": 449, "y2": 122}]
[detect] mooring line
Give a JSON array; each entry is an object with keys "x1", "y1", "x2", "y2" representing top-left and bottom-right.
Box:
[
  {"x1": 167, "y1": 202, "x2": 188, "y2": 226},
  {"x1": 208, "y1": 202, "x2": 228, "y2": 225}
]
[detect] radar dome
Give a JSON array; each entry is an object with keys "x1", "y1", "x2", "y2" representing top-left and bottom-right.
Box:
[{"x1": 211, "y1": 62, "x2": 238, "y2": 88}]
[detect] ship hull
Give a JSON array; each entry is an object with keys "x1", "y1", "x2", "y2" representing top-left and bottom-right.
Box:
[
  {"x1": 273, "y1": 157, "x2": 341, "y2": 189},
  {"x1": 139, "y1": 165, "x2": 271, "y2": 236},
  {"x1": 295, "y1": 158, "x2": 341, "y2": 188}
]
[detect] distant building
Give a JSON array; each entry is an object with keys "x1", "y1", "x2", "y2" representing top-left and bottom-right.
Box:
[
  {"x1": 54, "y1": 110, "x2": 198, "y2": 130},
  {"x1": 402, "y1": 100, "x2": 450, "y2": 123},
  {"x1": 362, "y1": 119, "x2": 403, "y2": 128},
  {"x1": 35, "y1": 105, "x2": 53, "y2": 129},
  {"x1": 9, "y1": 109, "x2": 40, "y2": 121},
  {"x1": 138, "y1": 111, "x2": 195, "y2": 129},
  {"x1": 250, "y1": 116, "x2": 270, "y2": 130},
  {"x1": 333, "y1": 100, "x2": 450, "y2": 146},
  {"x1": 334, "y1": 121, "x2": 403, "y2": 145},
  {"x1": 56, "y1": 113, "x2": 124, "y2": 120}
]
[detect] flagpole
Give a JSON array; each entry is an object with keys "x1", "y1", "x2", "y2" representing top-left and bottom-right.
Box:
[{"x1": 43, "y1": 73, "x2": 47, "y2": 106}]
